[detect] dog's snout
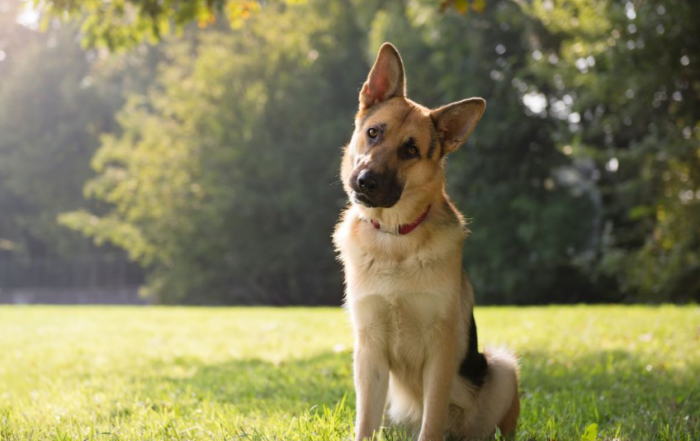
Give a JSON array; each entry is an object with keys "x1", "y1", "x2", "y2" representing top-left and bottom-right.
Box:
[
  {"x1": 357, "y1": 170, "x2": 379, "y2": 195},
  {"x1": 349, "y1": 167, "x2": 402, "y2": 208}
]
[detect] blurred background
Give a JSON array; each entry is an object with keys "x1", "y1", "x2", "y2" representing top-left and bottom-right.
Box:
[{"x1": 0, "y1": 0, "x2": 698, "y2": 306}]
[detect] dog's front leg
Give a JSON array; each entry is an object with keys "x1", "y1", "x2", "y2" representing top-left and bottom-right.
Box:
[
  {"x1": 418, "y1": 321, "x2": 459, "y2": 441},
  {"x1": 354, "y1": 330, "x2": 389, "y2": 441}
]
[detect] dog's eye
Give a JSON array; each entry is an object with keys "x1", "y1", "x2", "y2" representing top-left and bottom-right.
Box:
[
  {"x1": 367, "y1": 127, "x2": 379, "y2": 139},
  {"x1": 399, "y1": 142, "x2": 420, "y2": 161}
]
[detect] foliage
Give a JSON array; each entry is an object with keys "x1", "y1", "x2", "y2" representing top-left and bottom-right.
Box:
[
  {"x1": 60, "y1": 0, "x2": 601, "y2": 304},
  {"x1": 3, "y1": 0, "x2": 699, "y2": 304},
  {"x1": 0, "y1": 23, "x2": 112, "y2": 258},
  {"x1": 61, "y1": 0, "x2": 365, "y2": 304},
  {"x1": 31, "y1": 0, "x2": 267, "y2": 50},
  {"x1": 31, "y1": 0, "x2": 489, "y2": 50},
  {"x1": 0, "y1": 1, "x2": 157, "y2": 273},
  {"x1": 527, "y1": 0, "x2": 700, "y2": 301},
  {"x1": 0, "y1": 306, "x2": 698, "y2": 440}
]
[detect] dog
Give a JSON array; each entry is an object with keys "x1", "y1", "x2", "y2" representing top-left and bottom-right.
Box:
[{"x1": 333, "y1": 43, "x2": 520, "y2": 441}]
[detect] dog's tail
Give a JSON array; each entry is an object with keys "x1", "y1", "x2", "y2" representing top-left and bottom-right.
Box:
[{"x1": 468, "y1": 346, "x2": 520, "y2": 437}]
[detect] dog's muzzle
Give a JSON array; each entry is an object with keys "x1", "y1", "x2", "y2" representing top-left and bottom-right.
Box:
[{"x1": 350, "y1": 169, "x2": 403, "y2": 208}]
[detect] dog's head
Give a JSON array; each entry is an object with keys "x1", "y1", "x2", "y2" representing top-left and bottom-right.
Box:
[{"x1": 342, "y1": 43, "x2": 486, "y2": 214}]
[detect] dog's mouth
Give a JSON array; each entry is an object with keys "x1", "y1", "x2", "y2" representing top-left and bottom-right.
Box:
[
  {"x1": 352, "y1": 191, "x2": 376, "y2": 208},
  {"x1": 351, "y1": 190, "x2": 402, "y2": 209}
]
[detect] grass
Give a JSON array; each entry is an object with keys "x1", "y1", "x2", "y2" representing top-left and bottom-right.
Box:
[{"x1": 0, "y1": 306, "x2": 698, "y2": 441}]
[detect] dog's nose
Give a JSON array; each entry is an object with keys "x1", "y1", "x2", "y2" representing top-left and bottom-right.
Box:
[{"x1": 357, "y1": 170, "x2": 379, "y2": 194}]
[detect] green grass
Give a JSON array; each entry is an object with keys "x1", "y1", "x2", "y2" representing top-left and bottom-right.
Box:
[{"x1": 0, "y1": 306, "x2": 698, "y2": 441}]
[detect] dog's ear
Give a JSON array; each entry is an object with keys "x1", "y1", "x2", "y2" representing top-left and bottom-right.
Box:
[
  {"x1": 431, "y1": 98, "x2": 486, "y2": 154},
  {"x1": 359, "y1": 43, "x2": 406, "y2": 110}
]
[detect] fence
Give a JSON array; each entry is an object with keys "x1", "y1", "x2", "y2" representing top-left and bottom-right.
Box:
[{"x1": 0, "y1": 253, "x2": 145, "y2": 304}]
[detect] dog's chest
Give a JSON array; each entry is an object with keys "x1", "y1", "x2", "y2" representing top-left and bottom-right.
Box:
[
  {"x1": 339, "y1": 214, "x2": 464, "y2": 363},
  {"x1": 343, "y1": 231, "x2": 461, "y2": 298},
  {"x1": 384, "y1": 292, "x2": 444, "y2": 366},
  {"x1": 351, "y1": 286, "x2": 449, "y2": 364}
]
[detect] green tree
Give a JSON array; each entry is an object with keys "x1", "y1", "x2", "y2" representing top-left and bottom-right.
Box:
[
  {"x1": 0, "y1": 16, "x2": 159, "y2": 267},
  {"x1": 47, "y1": 0, "x2": 698, "y2": 304},
  {"x1": 33, "y1": 0, "x2": 488, "y2": 50},
  {"x1": 0, "y1": 24, "x2": 114, "y2": 258},
  {"x1": 528, "y1": 0, "x2": 700, "y2": 301},
  {"x1": 62, "y1": 0, "x2": 365, "y2": 304}
]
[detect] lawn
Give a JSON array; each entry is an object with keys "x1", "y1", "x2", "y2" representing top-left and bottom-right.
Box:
[{"x1": 0, "y1": 306, "x2": 698, "y2": 441}]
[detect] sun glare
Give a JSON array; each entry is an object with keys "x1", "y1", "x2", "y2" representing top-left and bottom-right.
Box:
[{"x1": 16, "y1": 1, "x2": 40, "y2": 29}]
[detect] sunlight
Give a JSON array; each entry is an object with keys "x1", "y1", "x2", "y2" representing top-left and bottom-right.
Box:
[{"x1": 16, "y1": 0, "x2": 39, "y2": 29}]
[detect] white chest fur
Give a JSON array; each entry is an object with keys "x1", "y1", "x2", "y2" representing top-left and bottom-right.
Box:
[{"x1": 335, "y1": 213, "x2": 465, "y2": 367}]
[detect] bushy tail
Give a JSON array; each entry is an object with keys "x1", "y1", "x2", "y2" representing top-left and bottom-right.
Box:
[{"x1": 468, "y1": 347, "x2": 520, "y2": 438}]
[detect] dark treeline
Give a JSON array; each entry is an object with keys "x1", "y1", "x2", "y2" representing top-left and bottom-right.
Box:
[{"x1": 0, "y1": 0, "x2": 698, "y2": 305}]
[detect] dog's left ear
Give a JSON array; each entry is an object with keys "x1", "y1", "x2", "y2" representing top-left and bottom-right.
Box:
[{"x1": 431, "y1": 98, "x2": 486, "y2": 154}]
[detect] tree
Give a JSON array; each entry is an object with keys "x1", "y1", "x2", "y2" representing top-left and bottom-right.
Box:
[
  {"x1": 0, "y1": 24, "x2": 112, "y2": 258},
  {"x1": 528, "y1": 0, "x2": 700, "y2": 301},
  {"x1": 29, "y1": 0, "x2": 298, "y2": 50},
  {"x1": 45, "y1": 0, "x2": 698, "y2": 304},
  {"x1": 0, "y1": 15, "x2": 158, "y2": 266},
  {"x1": 32, "y1": 0, "x2": 489, "y2": 50},
  {"x1": 61, "y1": 0, "x2": 366, "y2": 304}
]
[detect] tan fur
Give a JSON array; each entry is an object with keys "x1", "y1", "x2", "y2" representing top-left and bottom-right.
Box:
[
  {"x1": 333, "y1": 43, "x2": 519, "y2": 441},
  {"x1": 498, "y1": 383, "x2": 521, "y2": 435}
]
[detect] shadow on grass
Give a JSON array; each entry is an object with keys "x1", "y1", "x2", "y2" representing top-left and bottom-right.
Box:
[
  {"x1": 141, "y1": 351, "x2": 355, "y2": 415},
  {"x1": 138, "y1": 349, "x2": 699, "y2": 439}
]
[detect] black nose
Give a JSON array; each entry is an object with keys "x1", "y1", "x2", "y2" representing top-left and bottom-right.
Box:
[{"x1": 357, "y1": 170, "x2": 379, "y2": 194}]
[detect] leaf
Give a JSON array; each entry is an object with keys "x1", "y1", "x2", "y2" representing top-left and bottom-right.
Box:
[
  {"x1": 581, "y1": 423, "x2": 598, "y2": 441},
  {"x1": 455, "y1": 0, "x2": 470, "y2": 14},
  {"x1": 472, "y1": 0, "x2": 486, "y2": 13},
  {"x1": 629, "y1": 205, "x2": 652, "y2": 220}
]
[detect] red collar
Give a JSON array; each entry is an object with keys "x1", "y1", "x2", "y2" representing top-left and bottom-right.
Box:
[{"x1": 369, "y1": 205, "x2": 431, "y2": 235}]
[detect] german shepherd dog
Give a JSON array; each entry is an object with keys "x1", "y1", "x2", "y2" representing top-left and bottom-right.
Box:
[{"x1": 333, "y1": 43, "x2": 520, "y2": 441}]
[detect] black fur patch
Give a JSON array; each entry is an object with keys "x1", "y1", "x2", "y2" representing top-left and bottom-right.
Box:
[
  {"x1": 427, "y1": 124, "x2": 438, "y2": 159},
  {"x1": 458, "y1": 312, "x2": 488, "y2": 388},
  {"x1": 398, "y1": 137, "x2": 420, "y2": 160}
]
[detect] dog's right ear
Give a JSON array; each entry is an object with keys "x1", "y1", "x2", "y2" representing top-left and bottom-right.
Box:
[
  {"x1": 431, "y1": 98, "x2": 486, "y2": 155},
  {"x1": 359, "y1": 43, "x2": 406, "y2": 110}
]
